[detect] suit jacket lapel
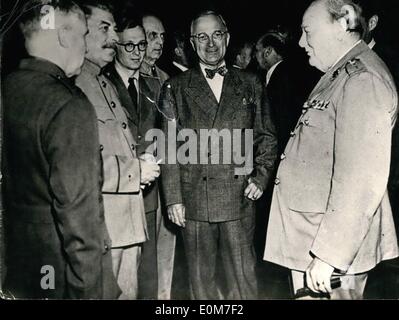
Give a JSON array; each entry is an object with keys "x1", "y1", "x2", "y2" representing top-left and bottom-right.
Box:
[
  {"x1": 185, "y1": 67, "x2": 220, "y2": 123},
  {"x1": 215, "y1": 68, "x2": 243, "y2": 126},
  {"x1": 138, "y1": 76, "x2": 155, "y2": 125},
  {"x1": 105, "y1": 64, "x2": 139, "y2": 126}
]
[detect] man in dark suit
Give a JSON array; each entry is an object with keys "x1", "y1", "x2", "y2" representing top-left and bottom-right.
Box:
[
  {"x1": 255, "y1": 29, "x2": 317, "y2": 156},
  {"x1": 161, "y1": 30, "x2": 193, "y2": 78},
  {"x1": 2, "y1": 0, "x2": 119, "y2": 299},
  {"x1": 159, "y1": 10, "x2": 278, "y2": 299},
  {"x1": 103, "y1": 15, "x2": 164, "y2": 299}
]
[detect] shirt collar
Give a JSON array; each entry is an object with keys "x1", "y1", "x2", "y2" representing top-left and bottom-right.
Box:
[
  {"x1": 115, "y1": 59, "x2": 139, "y2": 88},
  {"x1": 266, "y1": 60, "x2": 283, "y2": 86},
  {"x1": 368, "y1": 38, "x2": 376, "y2": 49},
  {"x1": 173, "y1": 61, "x2": 188, "y2": 72}
]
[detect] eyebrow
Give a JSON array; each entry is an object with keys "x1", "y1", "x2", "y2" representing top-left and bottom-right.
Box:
[{"x1": 99, "y1": 20, "x2": 111, "y2": 26}]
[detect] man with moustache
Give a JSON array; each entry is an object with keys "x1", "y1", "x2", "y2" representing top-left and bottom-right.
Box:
[
  {"x1": 75, "y1": 0, "x2": 160, "y2": 299},
  {"x1": 3, "y1": 0, "x2": 119, "y2": 299},
  {"x1": 103, "y1": 15, "x2": 161, "y2": 299},
  {"x1": 264, "y1": 0, "x2": 399, "y2": 299},
  {"x1": 159, "y1": 10, "x2": 277, "y2": 299}
]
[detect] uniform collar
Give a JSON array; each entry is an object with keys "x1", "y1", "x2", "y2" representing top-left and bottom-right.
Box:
[
  {"x1": 140, "y1": 59, "x2": 156, "y2": 76},
  {"x1": 82, "y1": 59, "x2": 104, "y2": 76},
  {"x1": 19, "y1": 57, "x2": 67, "y2": 79},
  {"x1": 325, "y1": 41, "x2": 369, "y2": 79}
]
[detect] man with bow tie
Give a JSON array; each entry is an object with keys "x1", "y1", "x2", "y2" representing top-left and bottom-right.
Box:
[{"x1": 159, "y1": 10, "x2": 278, "y2": 299}]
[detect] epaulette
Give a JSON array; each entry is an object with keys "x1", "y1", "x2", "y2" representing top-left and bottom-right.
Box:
[{"x1": 344, "y1": 58, "x2": 366, "y2": 76}]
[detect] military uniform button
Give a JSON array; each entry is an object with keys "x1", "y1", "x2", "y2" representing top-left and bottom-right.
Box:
[
  {"x1": 280, "y1": 153, "x2": 286, "y2": 160},
  {"x1": 122, "y1": 122, "x2": 127, "y2": 129},
  {"x1": 302, "y1": 109, "x2": 307, "y2": 114},
  {"x1": 102, "y1": 81, "x2": 107, "y2": 88},
  {"x1": 138, "y1": 135, "x2": 142, "y2": 140},
  {"x1": 131, "y1": 144, "x2": 135, "y2": 150},
  {"x1": 290, "y1": 131, "x2": 296, "y2": 137},
  {"x1": 104, "y1": 244, "x2": 109, "y2": 251},
  {"x1": 100, "y1": 145, "x2": 104, "y2": 151},
  {"x1": 304, "y1": 119, "x2": 310, "y2": 126},
  {"x1": 110, "y1": 101, "x2": 116, "y2": 108},
  {"x1": 274, "y1": 178, "x2": 280, "y2": 185}
]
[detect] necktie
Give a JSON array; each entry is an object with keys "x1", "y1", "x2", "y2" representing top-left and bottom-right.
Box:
[
  {"x1": 128, "y1": 77, "x2": 138, "y2": 113},
  {"x1": 205, "y1": 65, "x2": 228, "y2": 79}
]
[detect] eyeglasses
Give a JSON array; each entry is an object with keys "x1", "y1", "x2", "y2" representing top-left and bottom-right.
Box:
[
  {"x1": 191, "y1": 30, "x2": 228, "y2": 44},
  {"x1": 117, "y1": 41, "x2": 148, "y2": 53}
]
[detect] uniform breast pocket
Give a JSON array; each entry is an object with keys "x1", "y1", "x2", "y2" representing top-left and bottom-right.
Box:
[
  {"x1": 299, "y1": 108, "x2": 331, "y2": 133},
  {"x1": 96, "y1": 107, "x2": 126, "y2": 156}
]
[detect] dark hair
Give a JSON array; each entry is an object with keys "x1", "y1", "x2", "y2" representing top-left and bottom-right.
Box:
[
  {"x1": 226, "y1": 39, "x2": 253, "y2": 65},
  {"x1": 258, "y1": 31, "x2": 289, "y2": 58},
  {"x1": 117, "y1": 15, "x2": 143, "y2": 32},
  {"x1": 76, "y1": 0, "x2": 114, "y2": 18},
  {"x1": 19, "y1": 0, "x2": 83, "y2": 38}
]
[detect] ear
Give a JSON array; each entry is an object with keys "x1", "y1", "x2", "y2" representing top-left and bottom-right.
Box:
[
  {"x1": 190, "y1": 38, "x2": 196, "y2": 52},
  {"x1": 368, "y1": 15, "x2": 379, "y2": 32},
  {"x1": 174, "y1": 47, "x2": 182, "y2": 57},
  {"x1": 58, "y1": 25, "x2": 70, "y2": 49},
  {"x1": 226, "y1": 32, "x2": 230, "y2": 47},
  {"x1": 263, "y1": 46, "x2": 272, "y2": 58},
  {"x1": 339, "y1": 4, "x2": 358, "y2": 31}
]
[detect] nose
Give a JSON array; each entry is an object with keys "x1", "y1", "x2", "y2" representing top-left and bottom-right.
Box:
[
  {"x1": 299, "y1": 31, "x2": 305, "y2": 48},
  {"x1": 208, "y1": 36, "x2": 215, "y2": 47},
  {"x1": 109, "y1": 28, "x2": 119, "y2": 44}
]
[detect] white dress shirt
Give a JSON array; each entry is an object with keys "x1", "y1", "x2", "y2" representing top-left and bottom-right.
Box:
[
  {"x1": 266, "y1": 60, "x2": 283, "y2": 86},
  {"x1": 173, "y1": 61, "x2": 188, "y2": 72},
  {"x1": 115, "y1": 60, "x2": 140, "y2": 103},
  {"x1": 199, "y1": 61, "x2": 226, "y2": 103}
]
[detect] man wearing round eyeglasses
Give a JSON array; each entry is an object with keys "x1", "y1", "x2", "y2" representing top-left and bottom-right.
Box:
[
  {"x1": 160, "y1": 10, "x2": 278, "y2": 299},
  {"x1": 104, "y1": 15, "x2": 169, "y2": 300}
]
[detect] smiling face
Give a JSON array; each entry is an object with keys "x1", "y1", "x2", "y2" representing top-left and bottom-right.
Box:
[
  {"x1": 142, "y1": 15, "x2": 165, "y2": 62},
  {"x1": 116, "y1": 26, "x2": 146, "y2": 71},
  {"x1": 190, "y1": 14, "x2": 230, "y2": 67},
  {"x1": 298, "y1": 0, "x2": 345, "y2": 72},
  {"x1": 85, "y1": 7, "x2": 118, "y2": 68}
]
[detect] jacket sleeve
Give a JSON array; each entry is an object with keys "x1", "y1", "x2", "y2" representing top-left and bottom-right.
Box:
[
  {"x1": 311, "y1": 72, "x2": 396, "y2": 272},
  {"x1": 158, "y1": 81, "x2": 184, "y2": 206},
  {"x1": 44, "y1": 96, "x2": 106, "y2": 298},
  {"x1": 250, "y1": 76, "x2": 278, "y2": 190}
]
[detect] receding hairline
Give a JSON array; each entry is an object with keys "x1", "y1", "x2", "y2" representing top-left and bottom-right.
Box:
[{"x1": 190, "y1": 12, "x2": 228, "y2": 35}]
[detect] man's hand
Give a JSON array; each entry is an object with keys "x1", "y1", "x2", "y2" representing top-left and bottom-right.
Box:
[
  {"x1": 244, "y1": 178, "x2": 263, "y2": 201},
  {"x1": 305, "y1": 257, "x2": 335, "y2": 294},
  {"x1": 167, "y1": 204, "x2": 186, "y2": 228},
  {"x1": 140, "y1": 159, "x2": 160, "y2": 186}
]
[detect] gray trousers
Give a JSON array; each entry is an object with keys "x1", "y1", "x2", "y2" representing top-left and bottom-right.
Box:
[{"x1": 182, "y1": 216, "x2": 258, "y2": 300}]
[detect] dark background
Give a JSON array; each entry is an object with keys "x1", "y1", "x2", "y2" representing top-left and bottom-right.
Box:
[{"x1": 1, "y1": 0, "x2": 399, "y2": 75}]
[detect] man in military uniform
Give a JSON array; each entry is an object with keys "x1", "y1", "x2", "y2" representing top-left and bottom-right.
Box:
[
  {"x1": 3, "y1": 0, "x2": 119, "y2": 299},
  {"x1": 75, "y1": 0, "x2": 160, "y2": 299},
  {"x1": 264, "y1": 0, "x2": 399, "y2": 299}
]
